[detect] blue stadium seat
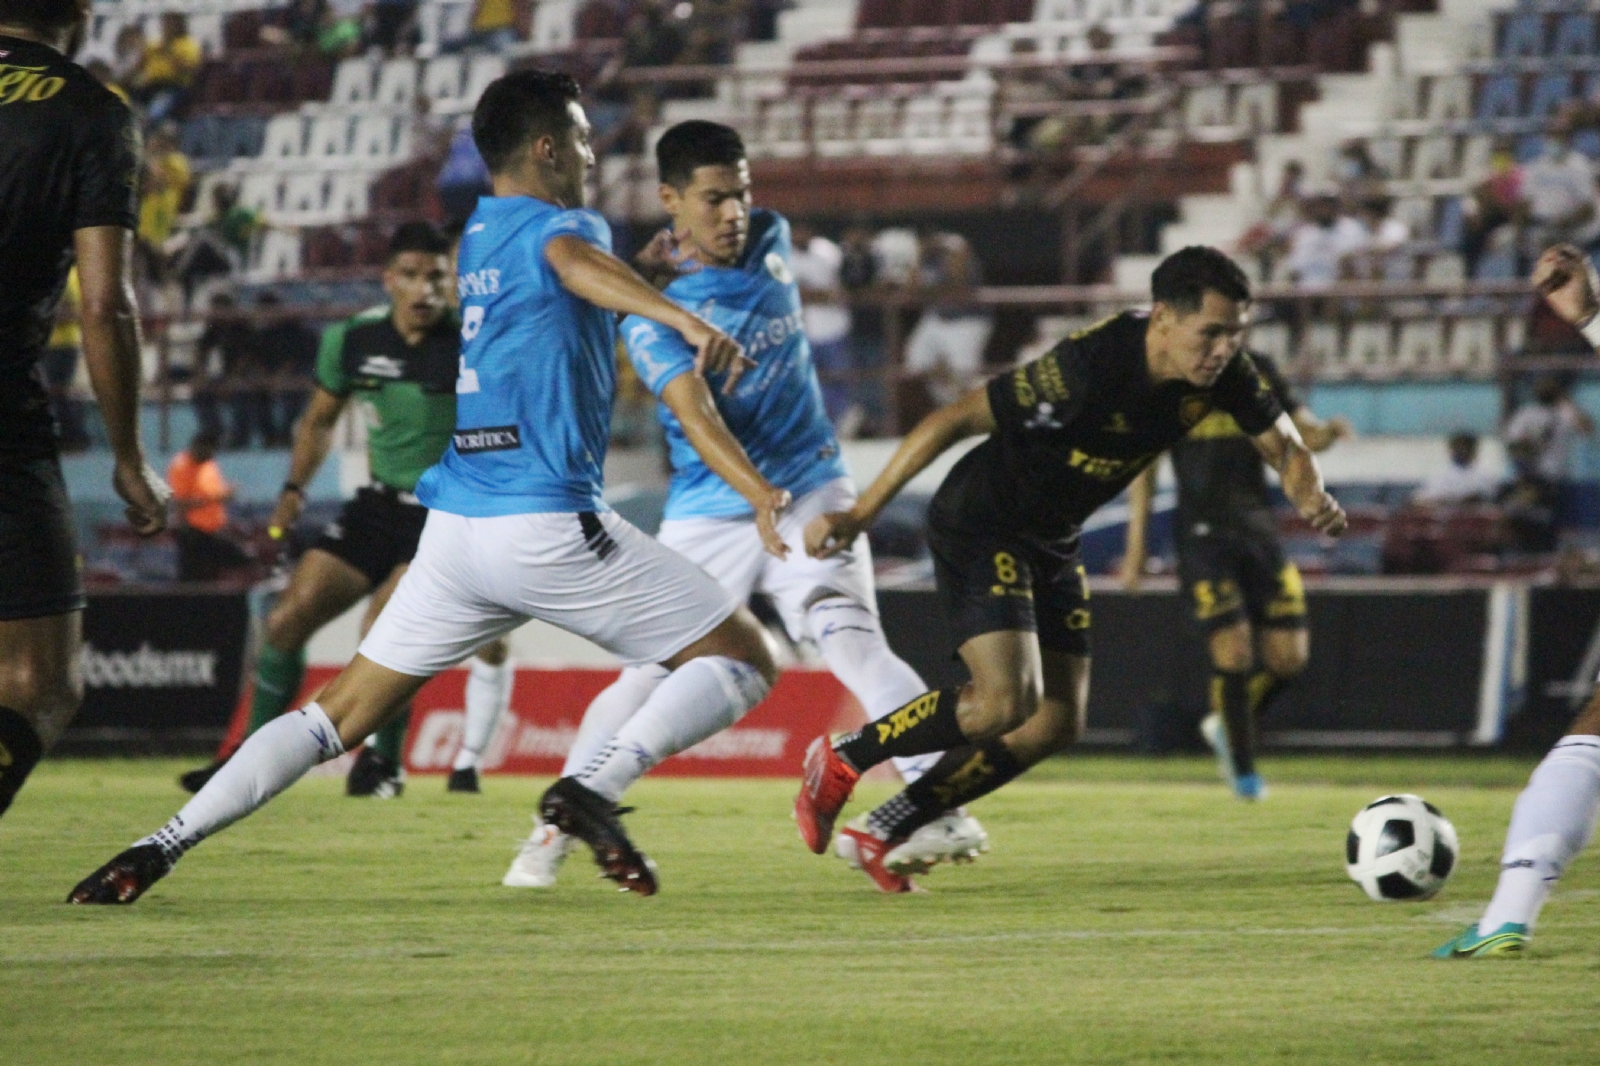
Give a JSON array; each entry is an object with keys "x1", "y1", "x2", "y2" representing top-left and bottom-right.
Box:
[
  {"x1": 1554, "y1": 13, "x2": 1595, "y2": 57},
  {"x1": 1528, "y1": 73, "x2": 1573, "y2": 118},
  {"x1": 1574, "y1": 128, "x2": 1600, "y2": 159},
  {"x1": 1501, "y1": 13, "x2": 1546, "y2": 58},
  {"x1": 1476, "y1": 75, "x2": 1522, "y2": 120},
  {"x1": 1474, "y1": 250, "x2": 1518, "y2": 280},
  {"x1": 1436, "y1": 196, "x2": 1464, "y2": 250},
  {"x1": 1515, "y1": 134, "x2": 1546, "y2": 163}
]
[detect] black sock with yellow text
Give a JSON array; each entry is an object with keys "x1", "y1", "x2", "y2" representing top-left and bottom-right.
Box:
[
  {"x1": 834, "y1": 688, "x2": 967, "y2": 773},
  {"x1": 0, "y1": 706, "x2": 45, "y2": 819},
  {"x1": 1212, "y1": 670, "x2": 1255, "y2": 778},
  {"x1": 867, "y1": 740, "x2": 1024, "y2": 840}
]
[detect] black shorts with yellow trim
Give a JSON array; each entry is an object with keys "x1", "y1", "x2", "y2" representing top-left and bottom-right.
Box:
[
  {"x1": 1175, "y1": 527, "x2": 1306, "y2": 634},
  {"x1": 0, "y1": 450, "x2": 85, "y2": 620},
  {"x1": 927, "y1": 522, "x2": 1091, "y2": 656}
]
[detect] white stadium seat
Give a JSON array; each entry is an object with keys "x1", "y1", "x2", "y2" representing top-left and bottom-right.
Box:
[
  {"x1": 423, "y1": 55, "x2": 465, "y2": 104},
  {"x1": 374, "y1": 59, "x2": 419, "y2": 109},
  {"x1": 1344, "y1": 321, "x2": 1395, "y2": 378},
  {"x1": 1446, "y1": 318, "x2": 1498, "y2": 376},
  {"x1": 331, "y1": 58, "x2": 377, "y2": 106},
  {"x1": 1395, "y1": 319, "x2": 1445, "y2": 375}
]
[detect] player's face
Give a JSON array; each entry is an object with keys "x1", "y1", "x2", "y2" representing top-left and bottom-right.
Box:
[
  {"x1": 664, "y1": 161, "x2": 751, "y2": 267},
  {"x1": 384, "y1": 252, "x2": 451, "y2": 335},
  {"x1": 547, "y1": 103, "x2": 595, "y2": 208},
  {"x1": 1160, "y1": 290, "x2": 1249, "y2": 386}
]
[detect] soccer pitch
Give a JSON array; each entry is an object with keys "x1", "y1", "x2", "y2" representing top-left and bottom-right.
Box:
[{"x1": 4, "y1": 756, "x2": 1597, "y2": 1065}]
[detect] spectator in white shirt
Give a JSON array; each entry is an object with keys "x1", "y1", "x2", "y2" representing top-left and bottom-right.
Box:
[
  {"x1": 1282, "y1": 191, "x2": 1369, "y2": 286},
  {"x1": 1413, "y1": 433, "x2": 1502, "y2": 503},
  {"x1": 1522, "y1": 137, "x2": 1597, "y2": 249},
  {"x1": 1504, "y1": 375, "x2": 1596, "y2": 481},
  {"x1": 789, "y1": 222, "x2": 858, "y2": 432}
]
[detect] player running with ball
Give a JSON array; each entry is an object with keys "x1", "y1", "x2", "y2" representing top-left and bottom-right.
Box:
[
  {"x1": 1435, "y1": 243, "x2": 1600, "y2": 959},
  {"x1": 69, "y1": 69, "x2": 793, "y2": 903},
  {"x1": 503, "y1": 120, "x2": 986, "y2": 889},
  {"x1": 796, "y1": 247, "x2": 1348, "y2": 891}
]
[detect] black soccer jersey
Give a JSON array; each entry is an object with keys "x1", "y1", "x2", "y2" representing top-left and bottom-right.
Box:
[
  {"x1": 0, "y1": 34, "x2": 140, "y2": 452},
  {"x1": 928, "y1": 311, "x2": 1283, "y2": 544},
  {"x1": 1170, "y1": 350, "x2": 1300, "y2": 538}
]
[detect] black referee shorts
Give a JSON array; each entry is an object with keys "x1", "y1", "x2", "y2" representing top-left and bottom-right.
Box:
[
  {"x1": 927, "y1": 522, "x2": 1090, "y2": 657},
  {"x1": 311, "y1": 486, "x2": 428, "y2": 588},
  {"x1": 0, "y1": 452, "x2": 85, "y2": 620}
]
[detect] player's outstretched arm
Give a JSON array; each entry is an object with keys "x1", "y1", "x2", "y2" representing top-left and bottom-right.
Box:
[
  {"x1": 545, "y1": 235, "x2": 754, "y2": 392},
  {"x1": 1252, "y1": 414, "x2": 1347, "y2": 536},
  {"x1": 75, "y1": 225, "x2": 168, "y2": 535},
  {"x1": 1291, "y1": 407, "x2": 1352, "y2": 453},
  {"x1": 268, "y1": 386, "x2": 348, "y2": 540},
  {"x1": 806, "y1": 385, "x2": 996, "y2": 559},
  {"x1": 1120, "y1": 465, "x2": 1155, "y2": 590},
  {"x1": 660, "y1": 375, "x2": 791, "y2": 558}
]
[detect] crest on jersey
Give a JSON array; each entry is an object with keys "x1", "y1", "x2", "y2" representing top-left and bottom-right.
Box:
[
  {"x1": 765, "y1": 252, "x2": 793, "y2": 285},
  {"x1": 1179, "y1": 394, "x2": 1213, "y2": 428}
]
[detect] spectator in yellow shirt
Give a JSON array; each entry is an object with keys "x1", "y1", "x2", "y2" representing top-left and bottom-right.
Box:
[
  {"x1": 134, "y1": 13, "x2": 202, "y2": 122},
  {"x1": 137, "y1": 123, "x2": 192, "y2": 282}
]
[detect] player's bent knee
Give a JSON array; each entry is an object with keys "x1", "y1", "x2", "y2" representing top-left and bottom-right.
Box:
[
  {"x1": 1208, "y1": 624, "x2": 1255, "y2": 673},
  {"x1": 674, "y1": 607, "x2": 778, "y2": 684},
  {"x1": 966, "y1": 681, "x2": 1039, "y2": 737},
  {"x1": 0, "y1": 659, "x2": 79, "y2": 722}
]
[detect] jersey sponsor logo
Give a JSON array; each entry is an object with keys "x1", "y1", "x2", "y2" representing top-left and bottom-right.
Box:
[
  {"x1": 764, "y1": 251, "x2": 793, "y2": 285},
  {"x1": 457, "y1": 268, "x2": 501, "y2": 298},
  {"x1": 81, "y1": 642, "x2": 218, "y2": 689},
  {"x1": 1179, "y1": 394, "x2": 1214, "y2": 428},
  {"x1": 357, "y1": 355, "x2": 406, "y2": 379},
  {"x1": 0, "y1": 64, "x2": 65, "y2": 105},
  {"x1": 453, "y1": 425, "x2": 521, "y2": 453},
  {"x1": 1066, "y1": 449, "x2": 1154, "y2": 480}
]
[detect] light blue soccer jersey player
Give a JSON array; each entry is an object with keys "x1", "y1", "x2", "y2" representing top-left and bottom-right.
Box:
[
  {"x1": 503, "y1": 120, "x2": 990, "y2": 894},
  {"x1": 68, "y1": 73, "x2": 799, "y2": 907}
]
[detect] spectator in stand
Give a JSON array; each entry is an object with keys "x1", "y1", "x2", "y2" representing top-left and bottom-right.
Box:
[
  {"x1": 136, "y1": 122, "x2": 191, "y2": 282},
  {"x1": 1237, "y1": 159, "x2": 1304, "y2": 278},
  {"x1": 840, "y1": 222, "x2": 888, "y2": 436},
  {"x1": 1280, "y1": 188, "x2": 1368, "y2": 286},
  {"x1": 747, "y1": 0, "x2": 784, "y2": 41},
  {"x1": 260, "y1": 0, "x2": 333, "y2": 49},
  {"x1": 132, "y1": 13, "x2": 202, "y2": 123},
  {"x1": 1522, "y1": 135, "x2": 1598, "y2": 254},
  {"x1": 1462, "y1": 139, "x2": 1525, "y2": 278},
  {"x1": 1498, "y1": 439, "x2": 1562, "y2": 554},
  {"x1": 369, "y1": 0, "x2": 421, "y2": 55},
  {"x1": 592, "y1": 0, "x2": 687, "y2": 137},
  {"x1": 436, "y1": 118, "x2": 492, "y2": 226},
  {"x1": 252, "y1": 293, "x2": 321, "y2": 446},
  {"x1": 1333, "y1": 139, "x2": 1388, "y2": 204},
  {"x1": 192, "y1": 292, "x2": 255, "y2": 445},
  {"x1": 171, "y1": 183, "x2": 262, "y2": 305},
  {"x1": 83, "y1": 58, "x2": 131, "y2": 105},
  {"x1": 904, "y1": 230, "x2": 993, "y2": 408},
  {"x1": 1345, "y1": 196, "x2": 1410, "y2": 280},
  {"x1": 1505, "y1": 374, "x2": 1597, "y2": 484},
  {"x1": 42, "y1": 269, "x2": 89, "y2": 451},
  {"x1": 462, "y1": 0, "x2": 520, "y2": 52},
  {"x1": 167, "y1": 431, "x2": 252, "y2": 581},
  {"x1": 1412, "y1": 432, "x2": 1501, "y2": 504},
  {"x1": 110, "y1": 23, "x2": 145, "y2": 94},
  {"x1": 789, "y1": 221, "x2": 858, "y2": 435}
]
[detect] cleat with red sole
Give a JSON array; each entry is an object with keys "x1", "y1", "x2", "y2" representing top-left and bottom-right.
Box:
[
  {"x1": 66, "y1": 844, "x2": 172, "y2": 905},
  {"x1": 539, "y1": 777, "x2": 658, "y2": 897},
  {"x1": 794, "y1": 735, "x2": 860, "y2": 854},
  {"x1": 837, "y1": 817, "x2": 922, "y2": 893}
]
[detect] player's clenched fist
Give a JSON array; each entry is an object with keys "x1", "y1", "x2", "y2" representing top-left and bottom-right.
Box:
[
  {"x1": 805, "y1": 510, "x2": 865, "y2": 559},
  {"x1": 1532, "y1": 244, "x2": 1600, "y2": 327},
  {"x1": 681, "y1": 316, "x2": 756, "y2": 394},
  {"x1": 1302, "y1": 491, "x2": 1346, "y2": 537}
]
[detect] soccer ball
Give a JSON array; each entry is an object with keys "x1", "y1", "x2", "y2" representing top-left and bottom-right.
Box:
[{"x1": 1345, "y1": 794, "x2": 1458, "y2": 902}]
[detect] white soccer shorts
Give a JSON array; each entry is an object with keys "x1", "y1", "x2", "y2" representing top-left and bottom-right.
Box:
[
  {"x1": 358, "y1": 509, "x2": 738, "y2": 675},
  {"x1": 657, "y1": 476, "x2": 878, "y2": 644}
]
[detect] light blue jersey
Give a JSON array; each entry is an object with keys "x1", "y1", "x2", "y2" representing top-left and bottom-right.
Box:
[
  {"x1": 416, "y1": 196, "x2": 617, "y2": 516},
  {"x1": 622, "y1": 209, "x2": 847, "y2": 521}
]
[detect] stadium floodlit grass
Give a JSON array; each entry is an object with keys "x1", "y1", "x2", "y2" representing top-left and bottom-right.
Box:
[{"x1": 4, "y1": 755, "x2": 1597, "y2": 1065}]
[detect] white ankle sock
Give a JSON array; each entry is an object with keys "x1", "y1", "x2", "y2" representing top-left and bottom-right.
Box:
[
  {"x1": 1479, "y1": 735, "x2": 1600, "y2": 935},
  {"x1": 141, "y1": 704, "x2": 345, "y2": 864},
  {"x1": 806, "y1": 596, "x2": 932, "y2": 784},
  {"x1": 575, "y1": 656, "x2": 769, "y2": 801},
  {"x1": 559, "y1": 665, "x2": 668, "y2": 778},
  {"x1": 454, "y1": 656, "x2": 513, "y2": 772}
]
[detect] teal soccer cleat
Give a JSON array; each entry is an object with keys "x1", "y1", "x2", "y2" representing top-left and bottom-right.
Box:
[{"x1": 1432, "y1": 922, "x2": 1530, "y2": 959}]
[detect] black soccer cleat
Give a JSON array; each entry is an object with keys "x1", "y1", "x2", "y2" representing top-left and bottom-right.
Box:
[
  {"x1": 66, "y1": 844, "x2": 172, "y2": 905},
  {"x1": 446, "y1": 767, "x2": 480, "y2": 793},
  {"x1": 346, "y1": 747, "x2": 404, "y2": 798},
  {"x1": 178, "y1": 758, "x2": 227, "y2": 794},
  {"x1": 538, "y1": 777, "x2": 657, "y2": 896}
]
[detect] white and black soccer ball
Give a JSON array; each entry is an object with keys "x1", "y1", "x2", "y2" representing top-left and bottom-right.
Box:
[{"x1": 1345, "y1": 794, "x2": 1459, "y2": 902}]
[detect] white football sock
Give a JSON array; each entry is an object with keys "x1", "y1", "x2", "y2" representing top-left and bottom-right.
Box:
[
  {"x1": 575, "y1": 656, "x2": 770, "y2": 801},
  {"x1": 805, "y1": 596, "x2": 934, "y2": 784},
  {"x1": 1479, "y1": 735, "x2": 1600, "y2": 935},
  {"x1": 454, "y1": 656, "x2": 513, "y2": 772},
  {"x1": 140, "y1": 704, "x2": 345, "y2": 864},
  {"x1": 559, "y1": 665, "x2": 668, "y2": 777}
]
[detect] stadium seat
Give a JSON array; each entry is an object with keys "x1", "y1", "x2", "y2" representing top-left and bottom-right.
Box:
[
  {"x1": 249, "y1": 229, "x2": 303, "y2": 280},
  {"x1": 1424, "y1": 253, "x2": 1465, "y2": 284},
  {"x1": 1459, "y1": 135, "x2": 1492, "y2": 180},
  {"x1": 355, "y1": 115, "x2": 412, "y2": 164},
  {"x1": 1367, "y1": 137, "x2": 1404, "y2": 179},
  {"x1": 1500, "y1": 13, "x2": 1546, "y2": 58},
  {"x1": 239, "y1": 172, "x2": 285, "y2": 216},
  {"x1": 1447, "y1": 318, "x2": 1498, "y2": 376},
  {"x1": 1435, "y1": 196, "x2": 1465, "y2": 248},
  {"x1": 423, "y1": 55, "x2": 465, "y2": 104},
  {"x1": 330, "y1": 172, "x2": 371, "y2": 221},
  {"x1": 1235, "y1": 81, "x2": 1278, "y2": 134},
  {"x1": 1301, "y1": 322, "x2": 1343, "y2": 376},
  {"x1": 309, "y1": 115, "x2": 358, "y2": 164},
  {"x1": 811, "y1": 97, "x2": 858, "y2": 156},
  {"x1": 531, "y1": 0, "x2": 579, "y2": 51},
  {"x1": 1528, "y1": 73, "x2": 1572, "y2": 119},
  {"x1": 759, "y1": 98, "x2": 808, "y2": 158},
  {"x1": 1554, "y1": 13, "x2": 1595, "y2": 57},
  {"x1": 375, "y1": 59, "x2": 420, "y2": 109},
  {"x1": 463, "y1": 56, "x2": 508, "y2": 107},
  {"x1": 1476, "y1": 75, "x2": 1521, "y2": 121},
  {"x1": 260, "y1": 115, "x2": 308, "y2": 164},
  {"x1": 1425, "y1": 76, "x2": 1472, "y2": 123},
  {"x1": 1411, "y1": 135, "x2": 1457, "y2": 180},
  {"x1": 903, "y1": 94, "x2": 950, "y2": 154},
  {"x1": 1395, "y1": 319, "x2": 1445, "y2": 375},
  {"x1": 1183, "y1": 84, "x2": 1229, "y2": 130},
  {"x1": 858, "y1": 95, "x2": 904, "y2": 155},
  {"x1": 1573, "y1": 128, "x2": 1600, "y2": 160},
  {"x1": 331, "y1": 58, "x2": 377, "y2": 106},
  {"x1": 946, "y1": 95, "x2": 994, "y2": 154},
  {"x1": 1344, "y1": 321, "x2": 1394, "y2": 378}
]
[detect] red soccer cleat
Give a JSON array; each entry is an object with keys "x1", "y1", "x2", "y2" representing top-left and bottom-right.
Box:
[
  {"x1": 794, "y1": 735, "x2": 860, "y2": 854},
  {"x1": 837, "y1": 817, "x2": 921, "y2": 894}
]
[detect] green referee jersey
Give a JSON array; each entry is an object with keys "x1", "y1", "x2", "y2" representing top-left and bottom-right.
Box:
[{"x1": 316, "y1": 305, "x2": 460, "y2": 493}]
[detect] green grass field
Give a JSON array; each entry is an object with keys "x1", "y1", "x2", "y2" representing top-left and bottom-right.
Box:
[{"x1": 4, "y1": 754, "x2": 1597, "y2": 1065}]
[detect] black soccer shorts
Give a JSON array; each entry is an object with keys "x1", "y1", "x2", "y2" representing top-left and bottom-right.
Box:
[
  {"x1": 927, "y1": 521, "x2": 1090, "y2": 657},
  {"x1": 311, "y1": 485, "x2": 429, "y2": 588},
  {"x1": 1175, "y1": 528, "x2": 1306, "y2": 635},
  {"x1": 0, "y1": 452, "x2": 85, "y2": 620}
]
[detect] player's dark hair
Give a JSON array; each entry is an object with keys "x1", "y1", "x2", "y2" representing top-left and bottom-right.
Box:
[
  {"x1": 471, "y1": 68, "x2": 581, "y2": 175},
  {"x1": 656, "y1": 121, "x2": 746, "y2": 188},
  {"x1": 1151, "y1": 246, "x2": 1251, "y2": 313},
  {"x1": 387, "y1": 220, "x2": 449, "y2": 261},
  {"x1": 0, "y1": 0, "x2": 85, "y2": 32}
]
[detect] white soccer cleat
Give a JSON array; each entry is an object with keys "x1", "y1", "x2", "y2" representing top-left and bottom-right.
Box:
[
  {"x1": 1200, "y1": 713, "x2": 1237, "y2": 790},
  {"x1": 835, "y1": 810, "x2": 990, "y2": 876},
  {"x1": 502, "y1": 819, "x2": 573, "y2": 888}
]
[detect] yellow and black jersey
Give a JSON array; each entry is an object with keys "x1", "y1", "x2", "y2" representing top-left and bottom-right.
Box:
[
  {"x1": 1170, "y1": 350, "x2": 1299, "y2": 539},
  {"x1": 0, "y1": 34, "x2": 140, "y2": 453},
  {"x1": 928, "y1": 311, "x2": 1283, "y2": 546}
]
